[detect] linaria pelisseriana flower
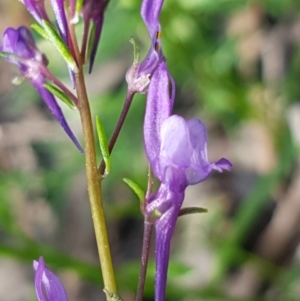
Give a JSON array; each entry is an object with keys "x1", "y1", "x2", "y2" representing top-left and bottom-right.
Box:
[
  {"x1": 126, "y1": 0, "x2": 165, "y2": 93},
  {"x1": 0, "y1": 26, "x2": 83, "y2": 152},
  {"x1": 20, "y1": 0, "x2": 76, "y2": 84},
  {"x1": 143, "y1": 62, "x2": 232, "y2": 301},
  {"x1": 34, "y1": 257, "x2": 69, "y2": 301}
]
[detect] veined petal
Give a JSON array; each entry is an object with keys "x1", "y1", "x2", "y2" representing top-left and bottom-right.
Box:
[
  {"x1": 33, "y1": 78, "x2": 83, "y2": 153},
  {"x1": 34, "y1": 257, "x2": 69, "y2": 301},
  {"x1": 156, "y1": 115, "x2": 232, "y2": 186},
  {"x1": 160, "y1": 115, "x2": 192, "y2": 168},
  {"x1": 1, "y1": 26, "x2": 48, "y2": 78},
  {"x1": 1, "y1": 27, "x2": 19, "y2": 55},
  {"x1": 1, "y1": 27, "x2": 36, "y2": 60},
  {"x1": 186, "y1": 119, "x2": 232, "y2": 184},
  {"x1": 143, "y1": 62, "x2": 174, "y2": 180}
]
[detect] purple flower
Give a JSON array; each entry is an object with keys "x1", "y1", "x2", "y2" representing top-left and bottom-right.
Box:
[
  {"x1": 126, "y1": 0, "x2": 165, "y2": 93},
  {"x1": 34, "y1": 257, "x2": 69, "y2": 301},
  {"x1": 145, "y1": 116, "x2": 231, "y2": 301},
  {"x1": 1, "y1": 26, "x2": 83, "y2": 152},
  {"x1": 143, "y1": 63, "x2": 232, "y2": 300},
  {"x1": 20, "y1": 0, "x2": 74, "y2": 83}
]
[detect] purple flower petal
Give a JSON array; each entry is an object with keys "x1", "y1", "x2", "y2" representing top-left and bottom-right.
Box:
[
  {"x1": 49, "y1": 0, "x2": 69, "y2": 45},
  {"x1": 2, "y1": 27, "x2": 36, "y2": 60},
  {"x1": 143, "y1": 62, "x2": 174, "y2": 179},
  {"x1": 20, "y1": 0, "x2": 51, "y2": 25},
  {"x1": 157, "y1": 115, "x2": 232, "y2": 186},
  {"x1": 34, "y1": 257, "x2": 69, "y2": 301},
  {"x1": 34, "y1": 80, "x2": 83, "y2": 153},
  {"x1": 145, "y1": 184, "x2": 184, "y2": 301},
  {"x1": 154, "y1": 208, "x2": 178, "y2": 301},
  {"x1": 141, "y1": 0, "x2": 164, "y2": 40},
  {"x1": 160, "y1": 115, "x2": 192, "y2": 168}
]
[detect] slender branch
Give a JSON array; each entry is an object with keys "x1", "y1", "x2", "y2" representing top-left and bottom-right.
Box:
[
  {"x1": 75, "y1": 67, "x2": 117, "y2": 297},
  {"x1": 135, "y1": 220, "x2": 153, "y2": 301},
  {"x1": 99, "y1": 89, "x2": 135, "y2": 174}
]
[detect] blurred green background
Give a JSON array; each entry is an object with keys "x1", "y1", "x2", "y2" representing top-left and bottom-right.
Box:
[{"x1": 0, "y1": 0, "x2": 300, "y2": 300}]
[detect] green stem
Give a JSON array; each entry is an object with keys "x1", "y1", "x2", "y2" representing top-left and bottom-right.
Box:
[{"x1": 75, "y1": 68, "x2": 117, "y2": 297}]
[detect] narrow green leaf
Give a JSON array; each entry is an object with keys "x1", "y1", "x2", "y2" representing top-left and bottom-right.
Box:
[
  {"x1": 31, "y1": 23, "x2": 49, "y2": 40},
  {"x1": 179, "y1": 207, "x2": 208, "y2": 217},
  {"x1": 44, "y1": 83, "x2": 75, "y2": 110},
  {"x1": 41, "y1": 20, "x2": 78, "y2": 72},
  {"x1": 96, "y1": 116, "x2": 110, "y2": 176},
  {"x1": 86, "y1": 22, "x2": 96, "y2": 62},
  {"x1": 123, "y1": 178, "x2": 145, "y2": 203}
]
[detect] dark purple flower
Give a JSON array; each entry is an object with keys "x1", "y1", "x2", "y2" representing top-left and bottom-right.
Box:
[
  {"x1": 34, "y1": 257, "x2": 69, "y2": 301},
  {"x1": 126, "y1": 0, "x2": 165, "y2": 93},
  {"x1": 143, "y1": 62, "x2": 232, "y2": 301},
  {"x1": 1, "y1": 26, "x2": 83, "y2": 152},
  {"x1": 79, "y1": 0, "x2": 108, "y2": 73}
]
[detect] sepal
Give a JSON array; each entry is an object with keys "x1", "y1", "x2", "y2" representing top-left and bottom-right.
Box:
[
  {"x1": 96, "y1": 115, "x2": 110, "y2": 176},
  {"x1": 42, "y1": 20, "x2": 78, "y2": 72},
  {"x1": 123, "y1": 178, "x2": 145, "y2": 205},
  {"x1": 44, "y1": 83, "x2": 76, "y2": 110}
]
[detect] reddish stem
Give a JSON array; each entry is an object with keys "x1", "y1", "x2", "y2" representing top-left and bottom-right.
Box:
[{"x1": 99, "y1": 90, "x2": 135, "y2": 174}]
